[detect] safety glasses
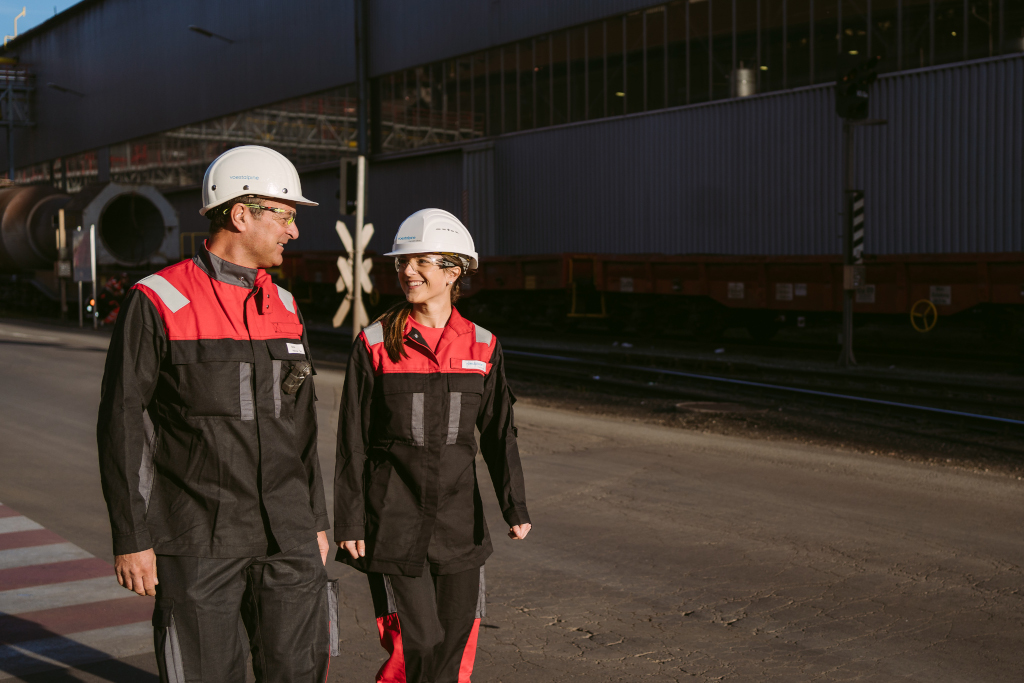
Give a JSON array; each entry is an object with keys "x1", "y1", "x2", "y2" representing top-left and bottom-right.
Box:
[
  {"x1": 238, "y1": 203, "x2": 296, "y2": 226},
  {"x1": 394, "y1": 255, "x2": 454, "y2": 273}
]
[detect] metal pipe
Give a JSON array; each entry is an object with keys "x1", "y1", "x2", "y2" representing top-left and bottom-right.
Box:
[{"x1": 352, "y1": 0, "x2": 369, "y2": 341}]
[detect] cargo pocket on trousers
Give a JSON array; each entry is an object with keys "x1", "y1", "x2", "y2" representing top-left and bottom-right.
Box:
[
  {"x1": 153, "y1": 601, "x2": 185, "y2": 683},
  {"x1": 327, "y1": 579, "x2": 340, "y2": 657}
]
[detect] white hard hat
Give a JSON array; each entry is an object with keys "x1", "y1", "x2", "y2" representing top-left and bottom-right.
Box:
[
  {"x1": 385, "y1": 208, "x2": 479, "y2": 270},
  {"x1": 199, "y1": 145, "x2": 318, "y2": 216}
]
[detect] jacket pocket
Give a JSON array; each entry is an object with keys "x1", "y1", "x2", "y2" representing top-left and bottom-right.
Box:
[
  {"x1": 266, "y1": 341, "x2": 312, "y2": 418},
  {"x1": 378, "y1": 375, "x2": 427, "y2": 445},
  {"x1": 447, "y1": 373, "x2": 484, "y2": 445},
  {"x1": 169, "y1": 341, "x2": 255, "y2": 418}
]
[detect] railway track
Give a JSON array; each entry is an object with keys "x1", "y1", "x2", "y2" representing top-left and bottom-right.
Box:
[{"x1": 501, "y1": 346, "x2": 1024, "y2": 436}]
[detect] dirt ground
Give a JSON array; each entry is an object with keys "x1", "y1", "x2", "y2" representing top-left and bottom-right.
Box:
[{"x1": 504, "y1": 375, "x2": 1024, "y2": 480}]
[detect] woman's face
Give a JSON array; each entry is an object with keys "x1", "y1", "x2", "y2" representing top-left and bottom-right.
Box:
[{"x1": 396, "y1": 253, "x2": 461, "y2": 306}]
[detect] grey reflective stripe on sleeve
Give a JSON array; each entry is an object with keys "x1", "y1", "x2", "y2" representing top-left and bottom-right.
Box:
[
  {"x1": 474, "y1": 324, "x2": 492, "y2": 345},
  {"x1": 411, "y1": 393, "x2": 425, "y2": 446},
  {"x1": 446, "y1": 392, "x2": 462, "y2": 445},
  {"x1": 137, "y1": 274, "x2": 189, "y2": 313},
  {"x1": 272, "y1": 360, "x2": 282, "y2": 418},
  {"x1": 475, "y1": 566, "x2": 486, "y2": 619},
  {"x1": 239, "y1": 363, "x2": 254, "y2": 420},
  {"x1": 276, "y1": 284, "x2": 295, "y2": 313},
  {"x1": 163, "y1": 614, "x2": 185, "y2": 683},
  {"x1": 382, "y1": 575, "x2": 398, "y2": 614},
  {"x1": 139, "y1": 410, "x2": 157, "y2": 511},
  {"x1": 364, "y1": 321, "x2": 384, "y2": 346}
]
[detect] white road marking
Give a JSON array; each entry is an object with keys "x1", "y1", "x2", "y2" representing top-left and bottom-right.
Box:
[
  {"x1": 0, "y1": 516, "x2": 43, "y2": 535},
  {"x1": 0, "y1": 328, "x2": 60, "y2": 343},
  {"x1": 0, "y1": 576, "x2": 129, "y2": 615},
  {"x1": 0, "y1": 543, "x2": 92, "y2": 571},
  {"x1": 0, "y1": 622, "x2": 153, "y2": 680}
]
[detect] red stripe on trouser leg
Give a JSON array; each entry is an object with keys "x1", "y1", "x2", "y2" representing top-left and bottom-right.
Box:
[
  {"x1": 457, "y1": 618, "x2": 481, "y2": 683},
  {"x1": 376, "y1": 613, "x2": 407, "y2": 682}
]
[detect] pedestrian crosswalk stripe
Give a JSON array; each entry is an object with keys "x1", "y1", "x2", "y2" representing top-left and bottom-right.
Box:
[
  {"x1": 0, "y1": 576, "x2": 132, "y2": 615},
  {"x1": 0, "y1": 622, "x2": 153, "y2": 680},
  {"x1": 0, "y1": 504, "x2": 152, "y2": 678},
  {"x1": 0, "y1": 543, "x2": 92, "y2": 571},
  {"x1": 0, "y1": 529, "x2": 64, "y2": 551},
  {"x1": 0, "y1": 517, "x2": 43, "y2": 535}
]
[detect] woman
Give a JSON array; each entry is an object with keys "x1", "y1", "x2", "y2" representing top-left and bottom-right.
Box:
[{"x1": 335, "y1": 208, "x2": 531, "y2": 683}]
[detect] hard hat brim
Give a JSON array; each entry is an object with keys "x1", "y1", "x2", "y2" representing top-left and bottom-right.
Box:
[{"x1": 199, "y1": 194, "x2": 318, "y2": 216}]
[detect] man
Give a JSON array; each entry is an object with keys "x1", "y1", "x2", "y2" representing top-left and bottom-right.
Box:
[{"x1": 97, "y1": 145, "x2": 332, "y2": 682}]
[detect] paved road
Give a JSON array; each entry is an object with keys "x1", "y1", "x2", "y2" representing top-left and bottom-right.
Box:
[{"x1": 0, "y1": 319, "x2": 1021, "y2": 682}]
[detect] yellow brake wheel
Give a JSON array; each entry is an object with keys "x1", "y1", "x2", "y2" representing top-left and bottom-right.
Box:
[{"x1": 910, "y1": 299, "x2": 938, "y2": 332}]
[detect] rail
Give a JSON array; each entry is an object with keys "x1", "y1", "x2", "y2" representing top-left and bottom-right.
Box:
[{"x1": 503, "y1": 349, "x2": 1024, "y2": 428}]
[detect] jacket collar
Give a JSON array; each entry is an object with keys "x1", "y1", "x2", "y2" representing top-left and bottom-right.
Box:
[
  {"x1": 193, "y1": 241, "x2": 261, "y2": 289},
  {"x1": 404, "y1": 306, "x2": 473, "y2": 355}
]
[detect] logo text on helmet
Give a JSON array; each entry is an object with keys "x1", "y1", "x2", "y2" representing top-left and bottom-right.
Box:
[
  {"x1": 229, "y1": 175, "x2": 260, "y2": 180},
  {"x1": 397, "y1": 236, "x2": 418, "y2": 241}
]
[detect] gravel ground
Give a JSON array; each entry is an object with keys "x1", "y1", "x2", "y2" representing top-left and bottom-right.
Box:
[{"x1": 504, "y1": 375, "x2": 1024, "y2": 480}]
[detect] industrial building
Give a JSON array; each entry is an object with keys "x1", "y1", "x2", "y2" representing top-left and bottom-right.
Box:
[{"x1": 0, "y1": 0, "x2": 1020, "y2": 331}]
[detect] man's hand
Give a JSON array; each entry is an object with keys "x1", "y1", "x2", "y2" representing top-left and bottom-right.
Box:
[
  {"x1": 317, "y1": 531, "x2": 330, "y2": 565},
  {"x1": 114, "y1": 548, "x2": 158, "y2": 596},
  {"x1": 508, "y1": 523, "x2": 532, "y2": 540},
  {"x1": 338, "y1": 540, "x2": 366, "y2": 559}
]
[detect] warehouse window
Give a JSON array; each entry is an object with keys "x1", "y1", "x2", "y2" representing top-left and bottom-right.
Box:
[
  {"x1": 13, "y1": 0, "x2": 1024, "y2": 183},
  {"x1": 371, "y1": 0, "x2": 1024, "y2": 153}
]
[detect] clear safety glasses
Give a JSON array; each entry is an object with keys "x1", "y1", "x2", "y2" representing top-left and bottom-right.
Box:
[
  {"x1": 394, "y1": 255, "x2": 451, "y2": 273},
  {"x1": 239, "y1": 203, "x2": 296, "y2": 226}
]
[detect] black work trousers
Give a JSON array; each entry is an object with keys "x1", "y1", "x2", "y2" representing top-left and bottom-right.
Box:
[
  {"x1": 152, "y1": 540, "x2": 330, "y2": 683},
  {"x1": 368, "y1": 564, "x2": 485, "y2": 683}
]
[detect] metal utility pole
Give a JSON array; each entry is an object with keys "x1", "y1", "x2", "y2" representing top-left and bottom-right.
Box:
[
  {"x1": 834, "y1": 53, "x2": 883, "y2": 368},
  {"x1": 839, "y1": 122, "x2": 858, "y2": 367},
  {"x1": 351, "y1": 0, "x2": 370, "y2": 342}
]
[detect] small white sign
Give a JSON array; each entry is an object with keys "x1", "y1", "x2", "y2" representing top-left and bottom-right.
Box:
[
  {"x1": 728, "y1": 282, "x2": 745, "y2": 299},
  {"x1": 620, "y1": 277, "x2": 634, "y2": 293},
  {"x1": 775, "y1": 283, "x2": 793, "y2": 301},
  {"x1": 462, "y1": 360, "x2": 487, "y2": 371},
  {"x1": 795, "y1": 283, "x2": 807, "y2": 297},
  {"x1": 929, "y1": 285, "x2": 952, "y2": 306},
  {"x1": 856, "y1": 285, "x2": 876, "y2": 304},
  {"x1": 286, "y1": 343, "x2": 305, "y2": 355}
]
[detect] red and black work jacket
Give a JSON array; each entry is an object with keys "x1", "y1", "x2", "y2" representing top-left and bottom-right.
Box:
[
  {"x1": 97, "y1": 244, "x2": 329, "y2": 558},
  {"x1": 334, "y1": 308, "x2": 530, "y2": 577}
]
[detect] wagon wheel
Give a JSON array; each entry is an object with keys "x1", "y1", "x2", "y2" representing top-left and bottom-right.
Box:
[{"x1": 910, "y1": 299, "x2": 938, "y2": 333}]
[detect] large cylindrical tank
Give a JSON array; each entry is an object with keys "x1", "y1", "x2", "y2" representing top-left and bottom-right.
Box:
[
  {"x1": 62, "y1": 182, "x2": 180, "y2": 267},
  {"x1": 0, "y1": 182, "x2": 180, "y2": 271},
  {"x1": 0, "y1": 185, "x2": 71, "y2": 269}
]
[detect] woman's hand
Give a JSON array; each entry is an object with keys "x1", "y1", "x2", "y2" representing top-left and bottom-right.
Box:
[
  {"x1": 339, "y1": 540, "x2": 366, "y2": 559},
  {"x1": 317, "y1": 531, "x2": 330, "y2": 565},
  {"x1": 508, "y1": 524, "x2": 531, "y2": 540}
]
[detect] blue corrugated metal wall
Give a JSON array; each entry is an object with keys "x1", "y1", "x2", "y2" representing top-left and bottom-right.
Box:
[
  {"x1": 199, "y1": 53, "x2": 1019, "y2": 261},
  {"x1": 476, "y1": 54, "x2": 1021, "y2": 256},
  {"x1": 365, "y1": 152, "x2": 464, "y2": 254},
  {"x1": 863, "y1": 56, "x2": 1024, "y2": 255}
]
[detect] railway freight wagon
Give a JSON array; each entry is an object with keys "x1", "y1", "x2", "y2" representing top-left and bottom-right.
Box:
[{"x1": 279, "y1": 53, "x2": 1024, "y2": 339}]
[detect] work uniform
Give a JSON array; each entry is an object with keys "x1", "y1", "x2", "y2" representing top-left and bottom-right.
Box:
[
  {"x1": 97, "y1": 244, "x2": 332, "y2": 683},
  {"x1": 335, "y1": 307, "x2": 530, "y2": 683}
]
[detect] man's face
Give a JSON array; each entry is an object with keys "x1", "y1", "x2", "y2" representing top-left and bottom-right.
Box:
[{"x1": 238, "y1": 198, "x2": 299, "y2": 268}]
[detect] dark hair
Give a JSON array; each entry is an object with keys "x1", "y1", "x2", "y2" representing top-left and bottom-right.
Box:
[
  {"x1": 374, "y1": 259, "x2": 475, "y2": 362},
  {"x1": 207, "y1": 195, "x2": 265, "y2": 234}
]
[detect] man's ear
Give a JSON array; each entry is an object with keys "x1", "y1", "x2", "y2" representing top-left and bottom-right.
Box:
[{"x1": 227, "y1": 203, "x2": 248, "y2": 233}]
